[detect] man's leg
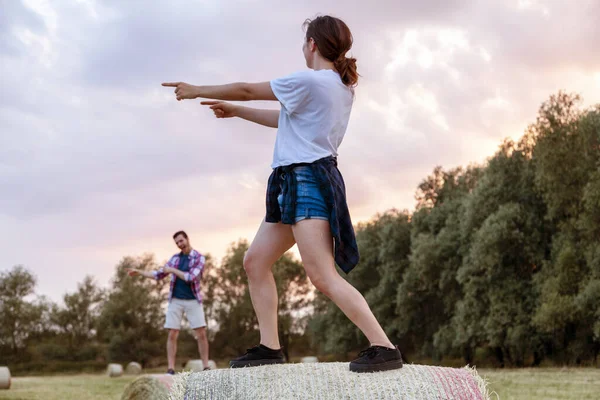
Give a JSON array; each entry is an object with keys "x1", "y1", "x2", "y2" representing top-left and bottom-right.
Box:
[
  {"x1": 194, "y1": 327, "x2": 210, "y2": 369},
  {"x1": 164, "y1": 299, "x2": 184, "y2": 372},
  {"x1": 167, "y1": 329, "x2": 180, "y2": 371},
  {"x1": 187, "y1": 300, "x2": 210, "y2": 369}
]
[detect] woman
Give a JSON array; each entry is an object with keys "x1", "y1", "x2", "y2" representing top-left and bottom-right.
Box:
[{"x1": 162, "y1": 15, "x2": 403, "y2": 373}]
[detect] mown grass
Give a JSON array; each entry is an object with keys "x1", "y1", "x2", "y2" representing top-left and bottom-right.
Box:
[
  {"x1": 480, "y1": 367, "x2": 600, "y2": 400},
  {"x1": 0, "y1": 374, "x2": 136, "y2": 400}
]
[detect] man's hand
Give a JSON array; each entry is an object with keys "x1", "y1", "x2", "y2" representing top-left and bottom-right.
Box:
[
  {"x1": 126, "y1": 268, "x2": 140, "y2": 277},
  {"x1": 163, "y1": 266, "x2": 174, "y2": 274},
  {"x1": 162, "y1": 82, "x2": 199, "y2": 101}
]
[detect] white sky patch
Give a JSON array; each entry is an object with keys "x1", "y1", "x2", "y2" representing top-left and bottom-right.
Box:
[
  {"x1": 479, "y1": 95, "x2": 516, "y2": 129},
  {"x1": 74, "y1": 0, "x2": 100, "y2": 20},
  {"x1": 237, "y1": 174, "x2": 262, "y2": 190},
  {"x1": 479, "y1": 47, "x2": 492, "y2": 63},
  {"x1": 517, "y1": 0, "x2": 551, "y2": 16},
  {"x1": 384, "y1": 29, "x2": 418, "y2": 71},
  {"x1": 18, "y1": 0, "x2": 59, "y2": 67},
  {"x1": 384, "y1": 27, "x2": 471, "y2": 82},
  {"x1": 14, "y1": 28, "x2": 55, "y2": 67},
  {"x1": 22, "y1": 0, "x2": 58, "y2": 34},
  {"x1": 436, "y1": 29, "x2": 469, "y2": 51},
  {"x1": 366, "y1": 94, "x2": 408, "y2": 133},
  {"x1": 518, "y1": 0, "x2": 537, "y2": 9},
  {"x1": 405, "y1": 83, "x2": 450, "y2": 131}
]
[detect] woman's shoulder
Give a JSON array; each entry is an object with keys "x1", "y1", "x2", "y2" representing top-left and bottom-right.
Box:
[{"x1": 279, "y1": 69, "x2": 318, "y2": 83}]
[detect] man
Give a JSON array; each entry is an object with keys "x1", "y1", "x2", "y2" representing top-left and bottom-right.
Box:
[{"x1": 127, "y1": 231, "x2": 209, "y2": 375}]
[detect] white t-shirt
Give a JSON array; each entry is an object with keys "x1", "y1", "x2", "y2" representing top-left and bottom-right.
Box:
[{"x1": 269, "y1": 69, "x2": 353, "y2": 168}]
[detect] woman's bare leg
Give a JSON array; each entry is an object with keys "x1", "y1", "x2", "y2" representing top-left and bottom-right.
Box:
[
  {"x1": 292, "y1": 219, "x2": 393, "y2": 348},
  {"x1": 244, "y1": 220, "x2": 295, "y2": 349}
]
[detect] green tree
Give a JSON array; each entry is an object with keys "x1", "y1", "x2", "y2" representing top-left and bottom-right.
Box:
[
  {"x1": 50, "y1": 276, "x2": 104, "y2": 359},
  {"x1": 97, "y1": 255, "x2": 168, "y2": 365},
  {"x1": 398, "y1": 166, "x2": 481, "y2": 360},
  {"x1": 531, "y1": 95, "x2": 600, "y2": 364},
  {"x1": 0, "y1": 266, "x2": 48, "y2": 362}
]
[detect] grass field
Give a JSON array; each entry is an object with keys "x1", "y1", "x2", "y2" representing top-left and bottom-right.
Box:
[
  {"x1": 0, "y1": 367, "x2": 598, "y2": 399},
  {"x1": 0, "y1": 374, "x2": 136, "y2": 400},
  {"x1": 480, "y1": 368, "x2": 600, "y2": 400}
]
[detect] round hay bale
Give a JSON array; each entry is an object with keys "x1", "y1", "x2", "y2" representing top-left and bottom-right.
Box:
[
  {"x1": 107, "y1": 363, "x2": 123, "y2": 377},
  {"x1": 184, "y1": 359, "x2": 217, "y2": 371},
  {"x1": 121, "y1": 374, "x2": 174, "y2": 400},
  {"x1": 172, "y1": 363, "x2": 491, "y2": 400},
  {"x1": 126, "y1": 362, "x2": 142, "y2": 375},
  {"x1": 0, "y1": 366, "x2": 10, "y2": 390},
  {"x1": 301, "y1": 356, "x2": 319, "y2": 363}
]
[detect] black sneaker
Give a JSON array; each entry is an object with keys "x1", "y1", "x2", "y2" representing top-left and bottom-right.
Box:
[
  {"x1": 166, "y1": 368, "x2": 175, "y2": 375},
  {"x1": 230, "y1": 344, "x2": 285, "y2": 368},
  {"x1": 349, "y1": 345, "x2": 404, "y2": 373}
]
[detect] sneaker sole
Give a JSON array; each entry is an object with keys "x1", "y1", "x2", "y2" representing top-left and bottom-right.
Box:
[
  {"x1": 229, "y1": 359, "x2": 285, "y2": 368},
  {"x1": 349, "y1": 359, "x2": 403, "y2": 373}
]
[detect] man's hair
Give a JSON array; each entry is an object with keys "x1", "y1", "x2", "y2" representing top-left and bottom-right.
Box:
[{"x1": 173, "y1": 230, "x2": 188, "y2": 240}]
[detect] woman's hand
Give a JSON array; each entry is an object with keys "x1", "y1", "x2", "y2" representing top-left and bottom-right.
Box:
[
  {"x1": 201, "y1": 101, "x2": 238, "y2": 118},
  {"x1": 162, "y1": 82, "x2": 199, "y2": 101}
]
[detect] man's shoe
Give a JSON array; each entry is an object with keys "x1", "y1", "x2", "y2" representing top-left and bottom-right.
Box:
[
  {"x1": 166, "y1": 368, "x2": 175, "y2": 375},
  {"x1": 349, "y1": 345, "x2": 404, "y2": 373},
  {"x1": 230, "y1": 344, "x2": 285, "y2": 368}
]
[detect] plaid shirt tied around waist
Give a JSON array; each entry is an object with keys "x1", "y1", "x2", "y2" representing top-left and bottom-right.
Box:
[{"x1": 265, "y1": 156, "x2": 360, "y2": 273}]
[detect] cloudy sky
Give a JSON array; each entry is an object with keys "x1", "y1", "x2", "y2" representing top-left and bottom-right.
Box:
[{"x1": 2, "y1": 0, "x2": 600, "y2": 302}]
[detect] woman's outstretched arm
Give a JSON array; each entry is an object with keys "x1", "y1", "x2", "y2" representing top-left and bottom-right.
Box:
[
  {"x1": 201, "y1": 101, "x2": 279, "y2": 128},
  {"x1": 162, "y1": 81, "x2": 277, "y2": 102}
]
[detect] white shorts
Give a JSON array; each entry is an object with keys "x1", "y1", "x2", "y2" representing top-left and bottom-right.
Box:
[{"x1": 164, "y1": 298, "x2": 207, "y2": 330}]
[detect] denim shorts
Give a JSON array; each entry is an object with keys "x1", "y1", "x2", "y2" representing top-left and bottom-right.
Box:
[{"x1": 277, "y1": 166, "x2": 330, "y2": 223}]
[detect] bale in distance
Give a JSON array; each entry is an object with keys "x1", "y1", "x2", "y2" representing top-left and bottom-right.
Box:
[
  {"x1": 301, "y1": 356, "x2": 319, "y2": 363},
  {"x1": 121, "y1": 374, "x2": 174, "y2": 400},
  {"x1": 184, "y1": 359, "x2": 217, "y2": 371},
  {"x1": 126, "y1": 362, "x2": 143, "y2": 375},
  {"x1": 0, "y1": 366, "x2": 10, "y2": 390},
  {"x1": 107, "y1": 363, "x2": 124, "y2": 377}
]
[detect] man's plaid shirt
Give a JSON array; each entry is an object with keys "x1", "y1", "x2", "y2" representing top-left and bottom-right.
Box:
[{"x1": 153, "y1": 249, "x2": 206, "y2": 303}]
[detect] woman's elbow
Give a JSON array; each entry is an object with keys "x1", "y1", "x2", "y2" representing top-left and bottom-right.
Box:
[{"x1": 240, "y1": 83, "x2": 255, "y2": 101}]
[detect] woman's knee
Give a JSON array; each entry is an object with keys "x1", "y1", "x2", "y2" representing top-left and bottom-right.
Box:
[
  {"x1": 243, "y1": 250, "x2": 269, "y2": 278},
  {"x1": 307, "y1": 270, "x2": 337, "y2": 296}
]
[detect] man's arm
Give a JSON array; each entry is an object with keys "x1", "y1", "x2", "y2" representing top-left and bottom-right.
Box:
[
  {"x1": 126, "y1": 268, "x2": 158, "y2": 279},
  {"x1": 162, "y1": 81, "x2": 277, "y2": 102},
  {"x1": 186, "y1": 254, "x2": 205, "y2": 282},
  {"x1": 163, "y1": 267, "x2": 186, "y2": 281}
]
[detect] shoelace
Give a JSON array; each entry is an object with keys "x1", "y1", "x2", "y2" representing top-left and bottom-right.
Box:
[
  {"x1": 358, "y1": 346, "x2": 379, "y2": 359},
  {"x1": 245, "y1": 346, "x2": 260, "y2": 354}
]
